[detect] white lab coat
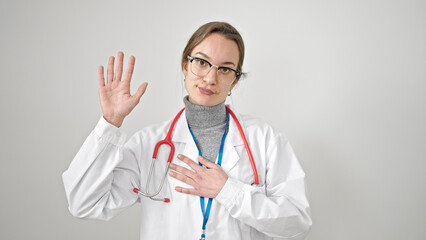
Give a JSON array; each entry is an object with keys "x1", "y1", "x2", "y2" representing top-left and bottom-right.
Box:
[{"x1": 62, "y1": 107, "x2": 312, "y2": 240}]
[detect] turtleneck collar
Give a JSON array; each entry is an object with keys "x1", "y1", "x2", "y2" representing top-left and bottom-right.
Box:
[{"x1": 183, "y1": 96, "x2": 227, "y2": 128}]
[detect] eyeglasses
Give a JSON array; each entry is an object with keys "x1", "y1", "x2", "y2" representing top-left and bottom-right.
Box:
[{"x1": 187, "y1": 56, "x2": 241, "y2": 85}]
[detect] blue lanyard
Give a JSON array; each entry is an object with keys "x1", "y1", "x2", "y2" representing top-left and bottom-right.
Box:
[{"x1": 187, "y1": 109, "x2": 229, "y2": 240}]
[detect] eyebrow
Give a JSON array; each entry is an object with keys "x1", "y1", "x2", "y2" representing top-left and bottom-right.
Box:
[{"x1": 194, "y1": 52, "x2": 236, "y2": 67}]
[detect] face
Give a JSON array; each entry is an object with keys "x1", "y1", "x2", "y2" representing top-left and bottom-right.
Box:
[{"x1": 183, "y1": 33, "x2": 240, "y2": 106}]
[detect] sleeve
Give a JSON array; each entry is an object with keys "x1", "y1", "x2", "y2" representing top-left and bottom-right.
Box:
[
  {"x1": 62, "y1": 116, "x2": 141, "y2": 220},
  {"x1": 215, "y1": 132, "x2": 312, "y2": 239}
]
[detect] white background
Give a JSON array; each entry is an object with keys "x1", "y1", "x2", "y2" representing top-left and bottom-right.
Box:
[{"x1": 1, "y1": 0, "x2": 425, "y2": 239}]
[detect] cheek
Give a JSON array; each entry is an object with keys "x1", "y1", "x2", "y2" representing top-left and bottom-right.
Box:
[
  {"x1": 221, "y1": 84, "x2": 233, "y2": 94},
  {"x1": 184, "y1": 76, "x2": 197, "y2": 93},
  {"x1": 185, "y1": 74, "x2": 201, "y2": 86}
]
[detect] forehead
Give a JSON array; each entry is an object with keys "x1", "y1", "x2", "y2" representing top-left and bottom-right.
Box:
[{"x1": 191, "y1": 33, "x2": 239, "y2": 65}]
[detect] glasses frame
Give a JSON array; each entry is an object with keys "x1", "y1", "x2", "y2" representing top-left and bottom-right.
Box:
[{"x1": 187, "y1": 56, "x2": 241, "y2": 84}]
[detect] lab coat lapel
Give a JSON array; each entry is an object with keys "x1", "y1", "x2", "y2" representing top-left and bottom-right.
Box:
[
  {"x1": 221, "y1": 107, "x2": 244, "y2": 173},
  {"x1": 171, "y1": 110, "x2": 199, "y2": 161}
]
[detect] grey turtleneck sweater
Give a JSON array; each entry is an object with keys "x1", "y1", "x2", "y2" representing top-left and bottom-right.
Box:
[{"x1": 183, "y1": 96, "x2": 227, "y2": 163}]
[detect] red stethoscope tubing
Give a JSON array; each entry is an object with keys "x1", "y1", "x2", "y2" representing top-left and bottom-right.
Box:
[
  {"x1": 225, "y1": 106, "x2": 259, "y2": 185},
  {"x1": 152, "y1": 108, "x2": 185, "y2": 163}
]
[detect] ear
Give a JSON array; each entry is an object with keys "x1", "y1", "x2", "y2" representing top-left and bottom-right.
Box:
[{"x1": 182, "y1": 62, "x2": 188, "y2": 77}]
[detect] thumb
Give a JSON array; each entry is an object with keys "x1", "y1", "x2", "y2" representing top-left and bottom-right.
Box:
[{"x1": 133, "y1": 82, "x2": 148, "y2": 102}]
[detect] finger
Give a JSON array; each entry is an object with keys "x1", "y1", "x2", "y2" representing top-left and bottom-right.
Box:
[
  {"x1": 123, "y1": 55, "x2": 135, "y2": 83},
  {"x1": 115, "y1": 51, "x2": 124, "y2": 82},
  {"x1": 132, "y1": 82, "x2": 148, "y2": 102},
  {"x1": 107, "y1": 56, "x2": 115, "y2": 84},
  {"x1": 98, "y1": 66, "x2": 105, "y2": 87},
  {"x1": 168, "y1": 170, "x2": 196, "y2": 186},
  {"x1": 169, "y1": 163, "x2": 197, "y2": 179},
  {"x1": 175, "y1": 186, "x2": 199, "y2": 196},
  {"x1": 177, "y1": 154, "x2": 203, "y2": 172},
  {"x1": 197, "y1": 156, "x2": 217, "y2": 169}
]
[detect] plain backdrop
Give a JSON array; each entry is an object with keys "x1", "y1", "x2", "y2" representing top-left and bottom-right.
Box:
[{"x1": 1, "y1": 0, "x2": 425, "y2": 239}]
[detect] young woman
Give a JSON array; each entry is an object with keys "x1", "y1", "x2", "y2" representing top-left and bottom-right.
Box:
[{"x1": 63, "y1": 21, "x2": 312, "y2": 240}]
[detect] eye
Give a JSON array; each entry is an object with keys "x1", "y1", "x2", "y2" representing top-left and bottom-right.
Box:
[
  {"x1": 219, "y1": 67, "x2": 231, "y2": 74},
  {"x1": 195, "y1": 59, "x2": 208, "y2": 67}
]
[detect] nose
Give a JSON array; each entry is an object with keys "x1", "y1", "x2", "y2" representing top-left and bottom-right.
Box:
[{"x1": 203, "y1": 66, "x2": 218, "y2": 84}]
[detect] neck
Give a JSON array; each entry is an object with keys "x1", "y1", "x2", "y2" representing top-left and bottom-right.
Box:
[{"x1": 183, "y1": 96, "x2": 226, "y2": 128}]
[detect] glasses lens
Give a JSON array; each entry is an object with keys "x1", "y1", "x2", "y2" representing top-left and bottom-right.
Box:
[
  {"x1": 217, "y1": 68, "x2": 237, "y2": 85},
  {"x1": 191, "y1": 58, "x2": 210, "y2": 77},
  {"x1": 190, "y1": 58, "x2": 237, "y2": 85}
]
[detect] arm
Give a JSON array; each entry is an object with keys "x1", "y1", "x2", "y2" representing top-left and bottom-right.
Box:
[
  {"x1": 215, "y1": 133, "x2": 312, "y2": 239},
  {"x1": 62, "y1": 117, "x2": 141, "y2": 220},
  {"x1": 62, "y1": 52, "x2": 148, "y2": 220}
]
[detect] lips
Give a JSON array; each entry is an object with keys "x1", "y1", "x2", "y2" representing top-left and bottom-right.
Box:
[{"x1": 198, "y1": 87, "x2": 214, "y2": 95}]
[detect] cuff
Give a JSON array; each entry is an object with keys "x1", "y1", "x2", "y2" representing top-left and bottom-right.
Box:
[
  {"x1": 93, "y1": 116, "x2": 127, "y2": 146},
  {"x1": 215, "y1": 177, "x2": 244, "y2": 209}
]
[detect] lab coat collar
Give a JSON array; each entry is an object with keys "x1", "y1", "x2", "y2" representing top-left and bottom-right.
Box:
[
  {"x1": 171, "y1": 107, "x2": 244, "y2": 172},
  {"x1": 226, "y1": 105, "x2": 245, "y2": 147},
  {"x1": 171, "y1": 109, "x2": 193, "y2": 145}
]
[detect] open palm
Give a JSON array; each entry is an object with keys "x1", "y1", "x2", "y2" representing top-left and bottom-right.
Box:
[{"x1": 98, "y1": 52, "x2": 148, "y2": 127}]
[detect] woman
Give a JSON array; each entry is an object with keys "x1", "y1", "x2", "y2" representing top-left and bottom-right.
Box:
[{"x1": 63, "y1": 22, "x2": 312, "y2": 240}]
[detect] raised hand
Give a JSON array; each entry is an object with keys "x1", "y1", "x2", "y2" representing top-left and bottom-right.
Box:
[{"x1": 98, "y1": 52, "x2": 148, "y2": 127}]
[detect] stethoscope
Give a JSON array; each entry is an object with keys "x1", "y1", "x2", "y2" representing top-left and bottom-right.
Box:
[
  {"x1": 133, "y1": 106, "x2": 259, "y2": 203},
  {"x1": 133, "y1": 106, "x2": 259, "y2": 239}
]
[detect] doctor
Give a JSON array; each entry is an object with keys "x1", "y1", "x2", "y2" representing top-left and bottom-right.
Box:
[{"x1": 63, "y1": 22, "x2": 312, "y2": 240}]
